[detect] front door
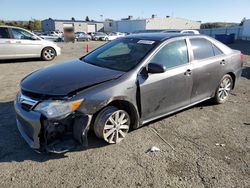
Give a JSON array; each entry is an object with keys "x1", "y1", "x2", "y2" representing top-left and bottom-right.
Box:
[
  {"x1": 10, "y1": 28, "x2": 42, "y2": 58},
  {"x1": 139, "y1": 39, "x2": 193, "y2": 122},
  {"x1": 0, "y1": 27, "x2": 13, "y2": 59}
]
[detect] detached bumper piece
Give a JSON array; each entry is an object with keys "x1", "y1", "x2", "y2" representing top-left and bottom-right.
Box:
[{"x1": 42, "y1": 114, "x2": 91, "y2": 154}]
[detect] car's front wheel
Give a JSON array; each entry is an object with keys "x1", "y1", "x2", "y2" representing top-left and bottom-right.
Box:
[
  {"x1": 214, "y1": 74, "x2": 233, "y2": 104},
  {"x1": 41, "y1": 47, "x2": 56, "y2": 61},
  {"x1": 94, "y1": 106, "x2": 130, "y2": 144}
]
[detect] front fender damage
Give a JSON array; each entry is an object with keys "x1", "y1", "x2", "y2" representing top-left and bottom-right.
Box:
[{"x1": 39, "y1": 113, "x2": 92, "y2": 153}]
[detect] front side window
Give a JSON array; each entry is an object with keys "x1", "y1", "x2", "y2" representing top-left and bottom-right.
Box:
[
  {"x1": 0, "y1": 27, "x2": 10, "y2": 39},
  {"x1": 12, "y1": 28, "x2": 33, "y2": 40},
  {"x1": 82, "y1": 38, "x2": 157, "y2": 72},
  {"x1": 150, "y1": 39, "x2": 189, "y2": 69},
  {"x1": 190, "y1": 38, "x2": 215, "y2": 60}
]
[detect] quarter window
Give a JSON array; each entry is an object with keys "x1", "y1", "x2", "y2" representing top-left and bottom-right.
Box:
[
  {"x1": 150, "y1": 40, "x2": 189, "y2": 69},
  {"x1": 0, "y1": 27, "x2": 10, "y2": 39},
  {"x1": 212, "y1": 44, "x2": 223, "y2": 56},
  {"x1": 12, "y1": 28, "x2": 33, "y2": 40},
  {"x1": 190, "y1": 38, "x2": 214, "y2": 60}
]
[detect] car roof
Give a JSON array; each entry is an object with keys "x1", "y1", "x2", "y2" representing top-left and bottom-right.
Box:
[
  {"x1": 0, "y1": 25, "x2": 30, "y2": 31},
  {"x1": 0, "y1": 25, "x2": 20, "y2": 29},
  {"x1": 124, "y1": 32, "x2": 196, "y2": 42}
]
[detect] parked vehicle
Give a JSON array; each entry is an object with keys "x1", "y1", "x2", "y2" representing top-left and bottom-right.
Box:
[
  {"x1": 75, "y1": 32, "x2": 91, "y2": 41},
  {"x1": 92, "y1": 32, "x2": 108, "y2": 41},
  {"x1": 48, "y1": 30, "x2": 63, "y2": 37},
  {"x1": 0, "y1": 26, "x2": 61, "y2": 61},
  {"x1": 132, "y1": 29, "x2": 165, "y2": 34},
  {"x1": 180, "y1": 30, "x2": 200, "y2": 34},
  {"x1": 38, "y1": 33, "x2": 61, "y2": 42},
  {"x1": 163, "y1": 29, "x2": 200, "y2": 34},
  {"x1": 88, "y1": 32, "x2": 96, "y2": 37},
  {"x1": 107, "y1": 32, "x2": 125, "y2": 41},
  {"x1": 15, "y1": 33, "x2": 243, "y2": 153}
]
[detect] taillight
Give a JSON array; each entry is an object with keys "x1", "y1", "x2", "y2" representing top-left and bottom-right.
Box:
[{"x1": 240, "y1": 53, "x2": 244, "y2": 62}]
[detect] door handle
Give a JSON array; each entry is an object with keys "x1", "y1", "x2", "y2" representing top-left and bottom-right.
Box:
[
  {"x1": 5, "y1": 41, "x2": 16, "y2": 44},
  {"x1": 16, "y1": 41, "x2": 22, "y2": 44},
  {"x1": 220, "y1": 59, "x2": 226, "y2": 65},
  {"x1": 184, "y1": 69, "x2": 192, "y2": 76}
]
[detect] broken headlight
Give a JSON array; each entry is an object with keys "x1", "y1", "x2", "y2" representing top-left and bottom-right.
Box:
[{"x1": 34, "y1": 99, "x2": 83, "y2": 119}]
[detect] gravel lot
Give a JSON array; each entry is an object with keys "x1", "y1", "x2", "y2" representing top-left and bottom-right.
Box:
[{"x1": 0, "y1": 40, "x2": 249, "y2": 188}]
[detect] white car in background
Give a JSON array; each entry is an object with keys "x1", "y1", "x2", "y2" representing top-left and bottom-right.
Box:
[
  {"x1": 0, "y1": 26, "x2": 61, "y2": 61},
  {"x1": 180, "y1": 30, "x2": 200, "y2": 34},
  {"x1": 107, "y1": 32, "x2": 125, "y2": 40},
  {"x1": 162, "y1": 29, "x2": 200, "y2": 35},
  {"x1": 38, "y1": 33, "x2": 61, "y2": 42},
  {"x1": 48, "y1": 31, "x2": 63, "y2": 37}
]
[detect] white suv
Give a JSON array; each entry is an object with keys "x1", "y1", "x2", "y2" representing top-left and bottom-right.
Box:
[{"x1": 0, "y1": 26, "x2": 61, "y2": 61}]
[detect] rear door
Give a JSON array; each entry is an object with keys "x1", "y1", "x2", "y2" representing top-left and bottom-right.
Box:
[
  {"x1": 9, "y1": 28, "x2": 43, "y2": 58},
  {"x1": 0, "y1": 27, "x2": 13, "y2": 59},
  {"x1": 188, "y1": 37, "x2": 226, "y2": 103},
  {"x1": 139, "y1": 38, "x2": 193, "y2": 121}
]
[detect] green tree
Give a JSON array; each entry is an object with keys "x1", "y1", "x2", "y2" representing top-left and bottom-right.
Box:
[
  {"x1": 33, "y1": 19, "x2": 41, "y2": 30},
  {"x1": 0, "y1": 20, "x2": 5, "y2": 25}
]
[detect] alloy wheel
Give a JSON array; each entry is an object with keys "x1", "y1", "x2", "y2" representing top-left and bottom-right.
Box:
[
  {"x1": 218, "y1": 77, "x2": 232, "y2": 101},
  {"x1": 103, "y1": 110, "x2": 130, "y2": 144}
]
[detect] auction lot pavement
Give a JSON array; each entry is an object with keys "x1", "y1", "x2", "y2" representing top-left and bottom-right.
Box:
[{"x1": 0, "y1": 40, "x2": 249, "y2": 188}]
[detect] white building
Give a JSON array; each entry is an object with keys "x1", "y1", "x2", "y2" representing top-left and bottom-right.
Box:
[
  {"x1": 242, "y1": 19, "x2": 250, "y2": 40},
  {"x1": 104, "y1": 16, "x2": 201, "y2": 33},
  {"x1": 41, "y1": 18, "x2": 104, "y2": 33}
]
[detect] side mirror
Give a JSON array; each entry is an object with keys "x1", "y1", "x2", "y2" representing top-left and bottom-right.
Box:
[
  {"x1": 31, "y1": 35, "x2": 39, "y2": 40},
  {"x1": 147, "y1": 63, "x2": 166, "y2": 74}
]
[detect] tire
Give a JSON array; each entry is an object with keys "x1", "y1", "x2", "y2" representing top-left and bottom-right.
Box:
[
  {"x1": 214, "y1": 74, "x2": 233, "y2": 104},
  {"x1": 41, "y1": 47, "x2": 56, "y2": 61},
  {"x1": 94, "y1": 106, "x2": 131, "y2": 144}
]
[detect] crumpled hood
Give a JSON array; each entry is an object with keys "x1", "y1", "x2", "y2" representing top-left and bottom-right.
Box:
[{"x1": 21, "y1": 59, "x2": 124, "y2": 96}]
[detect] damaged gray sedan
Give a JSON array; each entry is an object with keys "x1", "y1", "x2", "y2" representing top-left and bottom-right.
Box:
[{"x1": 14, "y1": 33, "x2": 243, "y2": 153}]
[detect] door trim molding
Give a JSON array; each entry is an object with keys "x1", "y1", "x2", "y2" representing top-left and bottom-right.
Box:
[{"x1": 142, "y1": 97, "x2": 211, "y2": 125}]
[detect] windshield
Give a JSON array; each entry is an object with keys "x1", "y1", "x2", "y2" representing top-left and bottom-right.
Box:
[{"x1": 82, "y1": 38, "x2": 157, "y2": 72}]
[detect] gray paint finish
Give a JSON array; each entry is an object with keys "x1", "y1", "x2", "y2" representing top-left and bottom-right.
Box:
[{"x1": 14, "y1": 33, "x2": 243, "y2": 151}]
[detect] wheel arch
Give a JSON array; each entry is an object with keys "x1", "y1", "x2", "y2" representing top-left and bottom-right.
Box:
[
  {"x1": 92, "y1": 99, "x2": 140, "y2": 130},
  {"x1": 226, "y1": 72, "x2": 236, "y2": 89}
]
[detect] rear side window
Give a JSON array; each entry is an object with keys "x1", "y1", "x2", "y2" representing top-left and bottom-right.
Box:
[
  {"x1": 0, "y1": 27, "x2": 10, "y2": 39},
  {"x1": 150, "y1": 39, "x2": 189, "y2": 69},
  {"x1": 212, "y1": 44, "x2": 223, "y2": 56},
  {"x1": 190, "y1": 38, "x2": 214, "y2": 60}
]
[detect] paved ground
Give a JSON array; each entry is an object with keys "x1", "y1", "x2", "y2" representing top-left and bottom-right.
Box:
[{"x1": 0, "y1": 40, "x2": 249, "y2": 188}]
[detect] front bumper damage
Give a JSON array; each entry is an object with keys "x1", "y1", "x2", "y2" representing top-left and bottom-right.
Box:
[{"x1": 14, "y1": 97, "x2": 92, "y2": 153}]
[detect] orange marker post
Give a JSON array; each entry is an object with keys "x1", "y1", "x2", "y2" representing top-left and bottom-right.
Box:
[{"x1": 86, "y1": 44, "x2": 89, "y2": 53}]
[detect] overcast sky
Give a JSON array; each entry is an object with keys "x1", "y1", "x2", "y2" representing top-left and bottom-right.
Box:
[{"x1": 0, "y1": 0, "x2": 249, "y2": 23}]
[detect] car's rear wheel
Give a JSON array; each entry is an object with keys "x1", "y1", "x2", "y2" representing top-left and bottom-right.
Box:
[
  {"x1": 94, "y1": 106, "x2": 130, "y2": 144},
  {"x1": 41, "y1": 47, "x2": 56, "y2": 61},
  {"x1": 214, "y1": 74, "x2": 233, "y2": 104}
]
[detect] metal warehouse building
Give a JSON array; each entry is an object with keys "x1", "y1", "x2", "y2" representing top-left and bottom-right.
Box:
[
  {"x1": 41, "y1": 18, "x2": 104, "y2": 33},
  {"x1": 104, "y1": 16, "x2": 201, "y2": 33},
  {"x1": 242, "y1": 19, "x2": 250, "y2": 40}
]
